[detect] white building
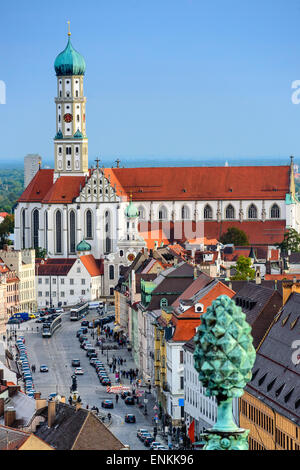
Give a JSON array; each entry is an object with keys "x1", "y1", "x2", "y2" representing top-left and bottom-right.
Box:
[
  {"x1": 183, "y1": 338, "x2": 239, "y2": 439},
  {"x1": 36, "y1": 246, "x2": 103, "y2": 308},
  {"x1": 24, "y1": 154, "x2": 42, "y2": 188}
]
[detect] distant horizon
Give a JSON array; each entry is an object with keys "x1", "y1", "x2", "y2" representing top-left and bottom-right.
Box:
[{"x1": 1, "y1": 154, "x2": 298, "y2": 170}]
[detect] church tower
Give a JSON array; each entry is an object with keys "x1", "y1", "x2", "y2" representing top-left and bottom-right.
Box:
[{"x1": 53, "y1": 25, "x2": 88, "y2": 179}]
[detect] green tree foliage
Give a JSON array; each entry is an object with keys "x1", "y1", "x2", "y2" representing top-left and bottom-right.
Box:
[
  {"x1": 0, "y1": 215, "x2": 14, "y2": 248},
  {"x1": 277, "y1": 228, "x2": 300, "y2": 253},
  {"x1": 220, "y1": 227, "x2": 249, "y2": 246},
  {"x1": 231, "y1": 256, "x2": 255, "y2": 281},
  {"x1": 35, "y1": 247, "x2": 47, "y2": 259},
  {"x1": 0, "y1": 169, "x2": 24, "y2": 213}
]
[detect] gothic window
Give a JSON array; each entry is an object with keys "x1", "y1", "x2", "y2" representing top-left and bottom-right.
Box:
[
  {"x1": 58, "y1": 147, "x2": 62, "y2": 154},
  {"x1": 32, "y1": 209, "x2": 39, "y2": 249},
  {"x1": 248, "y1": 204, "x2": 258, "y2": 219},
  {"x1": 69, "y1": 210, "x2": 76, "y2": 254},
  {"x1": 55, "y1": 210, "x2": 62, "y2": 254},
  {"x1": 77, "y1": 115, "x2": 80, "y2": 122},
  {"x1": 270, "y1": 204, "x2": 280, "y2": 219},
  {"x1": 21, "y1": 209, "x2": 26, "y2": 249},
  {"x1": 109, "y1": 265, "x2": 114, "y2": 280},
  {"x1": 66, "y1": 147, "x2": 72, "y2": 155},
  {"x1": 225, "y1": 204, "x2": 235, "y2": 219},
  {"x1": 138, "y1": 206, "x2": 145, "y2": 220},
  {"x1": 181, "y1": 205, "x2": 190, "y2": 220},
  {"x1": 105, "y1": 210, "x2": 111, "y2": 254},
  {"x1": 86, "y1": 210, "x2": 92, "y2": 239},
  {"x1": 158, "y1": 205, "x2": 168, "y2": 221},
  {"x1": 45, "y1": 211, "x2": 48, "y2": 252},
  {"x1": 204, "y1": 204, "x2": 213, "y2": 220}
]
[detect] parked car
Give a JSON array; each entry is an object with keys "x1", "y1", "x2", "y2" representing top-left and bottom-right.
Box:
[
  {"x1": 121, "y1": 391, "x2": 131, "y2": 399},
  {"x1": 125, "y1": 414, "x2": 136, "y2": 423},
  {"x1": 144, "y1": 435, "x2": 155, "y2": 447},
  {"x1": 139, "y1": 432, "x2": 152, "y2": 442},
  {"x1": 101, "y1": 400, "x2": 113, "y2": 409},
  {"x1": 101, "y1": 378, "x2": 111, "y2": 386},
  {"x1": 72, "y1": 359, "x2": 80, "y2": 367},
  {"x1": 150, "y1": 442, "x2": 162, "y2": 450},
  {"x1": 75, "y1": 367, "x2": 84, "y2": 375},
  {"x1": 137, "y1": 429, "x2": 149, "y2": 439},
  {"x1": 35, "y1": 319, "x2": 43, "y2": 323},
  {"x1": 40, "y1": 365, "x2": 49, "y2": 372},
  {"x1": 124, "y1": 396, "x2": 135, "y2": 405},
  {"x1": 54, "y1": 308, "x2": 64, "y2": 313}
]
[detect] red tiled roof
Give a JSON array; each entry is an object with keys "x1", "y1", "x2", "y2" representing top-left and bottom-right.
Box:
[
  {"x1": 104, "y1": 166, "x2": 290, "y2": 201},
  {"x1": 18, "y1": 165, "x2": 290, "y2": 204},
  {"x1": 171, "y1": 281, "x2": 235, "y2": 341},
  {"x1": 264, "y1": 274, "x2": 300, "y2": 280},
  {"x1": 80, "y1": 255, "x2": 104, "y2": 277},
  {"x1": 36, "y1": 258, "x2": 76, "y2": 276}
]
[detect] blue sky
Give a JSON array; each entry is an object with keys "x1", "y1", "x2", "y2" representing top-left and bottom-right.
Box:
[{"x1": 0, "y1": 0, "x2": 300, "y2": 166}]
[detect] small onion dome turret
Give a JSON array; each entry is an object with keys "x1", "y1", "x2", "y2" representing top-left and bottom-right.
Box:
[
  {"x1": 124, "y1": 197, "x2": 139, "y2": 219},
  {"x1": 54, "y1": 36, "x2": 86, "y2": 76},
  {"x1": 76, "y1": 239, "x2": 91, "y2": 252}
]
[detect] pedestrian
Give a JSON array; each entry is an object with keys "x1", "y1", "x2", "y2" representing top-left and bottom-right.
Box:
[
  {"x1": 115, "y1": 394, "x2": 119, "y2": 403},
  {"x1": 86, "y1": 404, "x2": 89, "y2": 409}
]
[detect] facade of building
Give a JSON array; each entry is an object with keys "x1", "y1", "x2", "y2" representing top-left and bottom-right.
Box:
[
  {"x1": 0, "y1": 248, "x2": 36, "y2": 313},
  {"x1": 240, "y1": 290, "x2": 300, "y2": 450},
  {"x1": 36, "y1": 250, "x2": 103, "y2": 308}
]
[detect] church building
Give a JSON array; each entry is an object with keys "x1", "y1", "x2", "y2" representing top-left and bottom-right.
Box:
[{"x1": 14, "y1": 32, "x2": 300, "y2": 298}]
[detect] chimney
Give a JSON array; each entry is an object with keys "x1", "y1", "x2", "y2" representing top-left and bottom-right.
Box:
[
  {"x1": 255, "y1": 267, "x2": 261, "y2": 285},
  {"x1": 0, "y1": 398, "x2": 4, "y2": 417},
  {"x1": 48, "y1": 400, "x2": 56, "y2": 427},
  {"x1": 34, "y1": 392, "x2": 41, "y2": 400},
  {"x1": 4, "y1": 407, "x2": 16, "y2": 427},
  {"x1": 75, "y1": 402, "x2": 82, "y2": 411}
]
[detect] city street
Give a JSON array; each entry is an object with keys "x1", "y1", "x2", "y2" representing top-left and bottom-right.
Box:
[{"x1": 9, "y1": 309, "x2": 166, "y2": 450}]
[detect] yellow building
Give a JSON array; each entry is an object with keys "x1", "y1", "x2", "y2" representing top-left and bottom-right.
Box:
[
  {"x1": 0, "y1": 248, "x2": 37, "y2": 313},
  {"x1": 239, "y1": 286, "x2": 300, "y2": 450},
  {"x1": 154, "y1": 308, "x2": 173, "y2": 409}
]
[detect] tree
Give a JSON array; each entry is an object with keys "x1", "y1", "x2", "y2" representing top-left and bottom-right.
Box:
[
  {"x1": 220, "y1": 227, "x2": 249, "y2": 246},
  {"x1": 231, "y1": 256, "x2": 255, "y2": 281},
  {"x1": 35, "y1": 247, "x2": 47, "y2": 259},
  {"x1": 0, "y1": 214, "x2": 14, "y2": 248},
  {"x1": 277, "y1": 229, "x2": 300, "y2": 253}
]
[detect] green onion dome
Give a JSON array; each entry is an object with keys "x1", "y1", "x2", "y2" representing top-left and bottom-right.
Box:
[
  {"x1": 54, "y1": 36, "x2": 86, "y2": 76},
  {"x1": 76, "y1": 239, "x2": 91, "y2": 252},
  {"x1": 124, "y1": 199, "x2": 139, "y2": 219}
]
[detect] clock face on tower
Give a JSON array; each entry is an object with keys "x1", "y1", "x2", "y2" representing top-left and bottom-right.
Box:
[{"x1": 64, "y1": 113, "x2": 73, "y2": 123}]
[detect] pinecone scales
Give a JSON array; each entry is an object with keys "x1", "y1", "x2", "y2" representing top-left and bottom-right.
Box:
[{"x1": 193, "y1": 295, "x2": 256, "y2": 400}]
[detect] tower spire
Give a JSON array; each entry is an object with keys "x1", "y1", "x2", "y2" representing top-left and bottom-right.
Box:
[
  {"x1": 67, "y1": 20, "x2": 71, "y2": 37},
  {"x1": 290, "y1": 155, "x2": 296, "y2": 199}
]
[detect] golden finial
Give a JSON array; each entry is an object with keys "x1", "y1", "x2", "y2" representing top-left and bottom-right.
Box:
[{"x1": 67, "y1": 21, "x2": 71, "y2": 37}]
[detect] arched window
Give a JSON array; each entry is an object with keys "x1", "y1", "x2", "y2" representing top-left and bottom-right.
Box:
[
  {"x1": 69, "y1": 211, "x2": 76, "y2": 254},
  {"x1": 86, "y1": 210, "x2": 92, "y2": 239},
  {"x1": 181, "y1": 205, "x2": 190, "y2": 220},
  {"x1": 32, "y1": 209, "x2": 39, "y2": 249},
  {"x1": 45, "y1": 211, "x2": 48, "y2": 252},
  {"x1": 109, "y1": 265, "x2": 114, "y2": 280},
  {"x1": 270, "y1": 204, "x2": 280, "y2": 219},
  {"x1": 55, "y1": 210, "x2": 62, "y2": 254},
  {"x1": 248, "y1": 204, "x2": 258, "y2": 219},
  {"x1": 21, "y1": 209, "x2": 26, "y2": 249},
  {"x1": 204, "y1": 204, "x2": 213, "y2": 220},
  {"x1": 105, "y1": 210, "x2": 111, "y2": 254},
  {"x1": 225, "y1": 204, "x2": 235, "y2": 219},
  {"x1": 138, "y1": 206, "x2": 145, "y2": 220},
  {"x1": 158, "y1": 205, "x2": 168, "y2": 221},
  {"x1": 119, "y1": 265, "x2": 124, "y2": 276}
]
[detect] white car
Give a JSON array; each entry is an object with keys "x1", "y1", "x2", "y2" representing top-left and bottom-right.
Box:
[
  {"x1": 55, "y1": 308, "x2": 64, "y2": 313},
  {"x1": 75, "y1": 367, "x2": 84, "y2": 375}
]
